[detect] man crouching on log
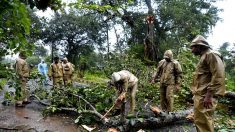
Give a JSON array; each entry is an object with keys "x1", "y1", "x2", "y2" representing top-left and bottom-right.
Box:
[{"x1": 107, "y1": 70, "x2": 138, "y2": 121}]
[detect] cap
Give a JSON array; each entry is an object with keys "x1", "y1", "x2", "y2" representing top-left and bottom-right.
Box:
[
  {"x1": 111, "y1": 72, "x2": 121, "y2": 82},
  {"x1": 63, "y1": 57, "x2": 68, "y2": 61},
  {"x1": 163, "y1": 50, "x2": 173, "y2": 60}
]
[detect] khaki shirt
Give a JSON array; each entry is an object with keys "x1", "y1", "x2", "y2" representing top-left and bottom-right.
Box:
[
  {"x1": 15, "y1": 57, "x2": 29, "y2": 78},
  {"x1": 191, "y1": 49, "x2": 225, "y2": 96},
  {"x1": 62, "y1": 62, "x2": 74, "y2": 75},
  {"x1": 116, "y1": 70, "x2": 138, "y2": 92},
  {"x1": 48, "y1": 63, "x2": 63, "y2": 78},
  {"x1": 152, "y1": 59, "x2": 182, "y2": 85}
]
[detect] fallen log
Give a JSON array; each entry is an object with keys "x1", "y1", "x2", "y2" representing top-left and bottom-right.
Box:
[
  {"x1": 56, "y1": 105, "x2": 193, "y2": 131},
  {"x1": 112, "y1": 108, "x2": 194, "y2": 131},
  {"x1": 30, "y1": 90, "x2": 195, "y2": 131},
  {"x1": 224, "y1": 91, "x2": 235, "y2": 99}
]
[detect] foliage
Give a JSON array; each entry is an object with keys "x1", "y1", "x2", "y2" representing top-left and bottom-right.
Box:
[
  {"x1": 33, "y1": 46, "x2": 49, "y2": 58},
  {"x1": 218, "y1": 42, "x2": 235, "y2": 91},
  {"x1": 0, "y1": 0, "x2": 62, "y2": 82},
  {"x1": 20, "y1": 0, "x2": 63, "y2": 10},
  {"x1": 0, "y1": 0, "x2": 31, "y2": 55},
  {"x1": 215, "y1": 104, "x2": 235, "y2": 131},
  {"x1": 44, "y1": 84, "x2": 115, "y2": 120},
  {"x1": 0, "y1": 0, "x2": 61, "y2": 56},
  {"x1": 83, "y1": 72, "x2": 109, "y2": 84},
  {"x1": 0, "y1": 79, "x2": 7, "y2": 91},
  {"x1": 70, "y1": 0, "x2": 222, "y2": 61},
  {"x1": 26, "y1": 56, "x2": 41, "y2": 66},
  {"x1": 176, "y1": 48, "x2": 197, "y2": 99},
  {"x1": 41, "y1": 10, "x2": 105, "y2": 66}
]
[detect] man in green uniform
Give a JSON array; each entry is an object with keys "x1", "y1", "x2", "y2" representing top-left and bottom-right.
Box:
[
  {"x1": 190, "y1": 35, "x2": 225, "y2": 132},
  {"x1": 48, "y1": 57, "x2": 64, "y2": 88},
  {"x1": 62, "y1": 57, "x2": 74, "y2": 86},
  {"x1": 15, "y1": 51, "x2": 30, "y2": 106},
  {"x1": 151, "y1": 50, "x2": 182, "y2": 112}
]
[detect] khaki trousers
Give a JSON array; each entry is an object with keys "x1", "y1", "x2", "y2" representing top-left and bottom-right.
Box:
[
  {"x1": 160, "y1": 83, "x2": 174, "y2": 112},
  {"x1": 63, "y1": 74, "x2": 72, "y2": 86},
  {"x1": 19, "y1": 79, "x2": 28, "y2": 101},
  {"x1": 193, "y1": 95, "x2": 217, "y2": 132},
  {"x1": 129, "y1": 83, "x2": 137, "y2": 114},
  {"x1": 53, "y1": 77, "x2": 63, "y2": 89},
  {"x1": 116, "y1": 83, "x2": 137, "y2": 114}
]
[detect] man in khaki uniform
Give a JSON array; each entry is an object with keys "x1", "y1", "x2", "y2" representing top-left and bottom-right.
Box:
[
  {"x1": 151, "y1": 50, "x2": 182, "y2": 112},
  {"x1": 15, "y1": 51, "x2": 30, "y2": 106},
  {"x1": 190, "y1": 35, "x2": 225, "y2": 132},
  {"x1": 111, "y1": 70, "x2": 138, "y2": 115},
  {"x1": 48, "y1": 57, "x2": 63, "y2": 88},
  {"x1": 62, "y1": 57, "x2": 74, "y2": 86}
]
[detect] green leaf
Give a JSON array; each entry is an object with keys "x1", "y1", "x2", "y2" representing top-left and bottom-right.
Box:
[
  {"x1": 74, "y1": 116, "x2": 82, "y2": 123},
  {"x1": 130, "y1": 119, "x2": 135, "y2": 126}
]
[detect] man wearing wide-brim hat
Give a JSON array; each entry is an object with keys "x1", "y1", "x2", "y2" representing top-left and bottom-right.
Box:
[{"x1": 190, "y1": 35, "x2": 225, "y2": 132}]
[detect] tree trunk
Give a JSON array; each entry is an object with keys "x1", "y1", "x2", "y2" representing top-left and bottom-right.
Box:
[{"x1": 224, "y1": 91, "x2": 235, "y2": 99}]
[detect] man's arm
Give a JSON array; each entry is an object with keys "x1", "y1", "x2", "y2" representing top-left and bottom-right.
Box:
[
  {"x1": 207, "y1": 53, "x2": 225, "y2": 95},
  {"x1": 48, "y1": 64, "x2": 53, "y2": 80},
  {"x1": 151, "y1": 60, "x2": 164, "y2": 83},
  {"x1": 204, "y1": 53, "x2": 225, "y2": 108},
  {"x1": 174, "y1": 61, "x2": 183, "y2": 92},
  {"x1": 16, "y1": 61, "x2": 23, "y2": 78}
]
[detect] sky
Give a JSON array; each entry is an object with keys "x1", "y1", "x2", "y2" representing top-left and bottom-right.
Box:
[
  {"x1": 207, "y1": 0, "x2": 235, "y2": 50},
  {"x1": 36, "y1": 0, "x2": 235, "y2": 51}
]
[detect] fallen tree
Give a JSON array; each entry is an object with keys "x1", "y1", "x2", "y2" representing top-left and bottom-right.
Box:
[
  {"x1": 224, "y1": 91, "x2": 235, "y2": 99},
  {"x1": 29, "y1": 89, "x2": 235, "y2": 131},
  {"x1": 39, "y1": 92, "x2": 193, "y2": 131}
]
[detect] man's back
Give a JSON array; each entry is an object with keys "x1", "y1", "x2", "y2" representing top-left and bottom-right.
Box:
[{"x1": 158, "y1": 59, "x2": 182, "y2": 85}]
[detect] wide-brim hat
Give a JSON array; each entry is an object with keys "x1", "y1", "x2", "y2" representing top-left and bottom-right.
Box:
[{"x1": 190, "y1": 35, "x2": 210, "y2": 48}]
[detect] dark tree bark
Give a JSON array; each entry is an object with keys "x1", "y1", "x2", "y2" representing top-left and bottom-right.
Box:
[{"x1": 224, "y1": 91, "x2": 235, "y2": 99}]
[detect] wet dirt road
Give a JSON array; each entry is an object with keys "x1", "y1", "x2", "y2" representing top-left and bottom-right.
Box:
[
  {"x1": 0, "y1": 102, "x2": 79, "y2": 132},
  {"x1": 0, "y1": 79, "x2": 81, "y2": 132}
]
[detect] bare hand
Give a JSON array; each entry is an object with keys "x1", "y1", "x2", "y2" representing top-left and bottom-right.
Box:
[
  {"x1": 203, "y1": 93, "x2": 213, "y2": 109},
  {"x1": 175, "y1": 84, "x2": 180, "y2": 92},
  {"x1": 22, "y1": 77, "x2": 27, "y2": 81},
  {"x1": 150, "y1": 79, "x2": 155, "y2": 84}
]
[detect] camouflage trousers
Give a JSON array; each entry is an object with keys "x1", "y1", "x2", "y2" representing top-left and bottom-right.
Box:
[
  {"x1": 159, "y1": 83, "x2": 174, "y2": 112},
  {"x1": 193, "y1": 95, "x2": 217, "y2": 132}
]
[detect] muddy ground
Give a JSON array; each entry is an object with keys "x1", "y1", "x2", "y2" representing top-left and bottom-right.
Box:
[{"x1": 0, "y1": 102, "x2": 80, "y2": 132}]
